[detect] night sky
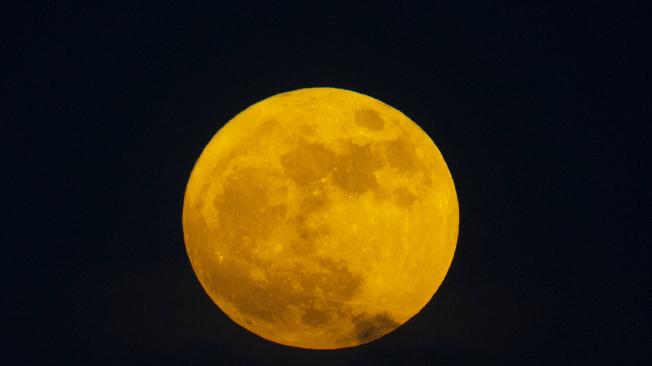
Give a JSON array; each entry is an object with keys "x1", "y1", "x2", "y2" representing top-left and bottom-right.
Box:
[{"x1": 7, "y1": 2, "x2": 648, "y2": 365}]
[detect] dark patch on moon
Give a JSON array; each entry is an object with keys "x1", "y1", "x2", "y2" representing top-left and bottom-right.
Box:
[
  {"x1": 332, "y1": 143, "x2": 382, "y2": 194},
  {"x1": 290, "y1": 221, "x2": 320, "y2": 255},
  {"x1": 302, "y1": 307, "x2": 331, "y2": 327},
  {"x1": 203, "y1": 257, "x2": 282, "y2": 322},
  {"x1": 306, "y1": 257, "x2": 364, "y2": 300},
  {"x1": 281, "y1": 143, "x2": 335, "y2": 185},
  {"x1": 393, "y1": 187, "x2": 417, "y2": 206},
  {"x1": 291, "y1": 189, "x2": 330, "y2": 255},
  {"x1": 352, "y1": 312, "x2": 400, "y2": 343},
  {"x1": 214, "y1": 167, "x2": 287, "y2": 250},
  {"x1": 301, "y1": 189, "x2": 328, "y2": 213},
  {"x1": 383, "y1": 138, "x2": 419, "y2": 172},
  {"x1": 355, "y1": 109, "x2": 385, "y2": 130},
  {"x1": 207, "y1": 254, "x2": 364, "y2": 326}
]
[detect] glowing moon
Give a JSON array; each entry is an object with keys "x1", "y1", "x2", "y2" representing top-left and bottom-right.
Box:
[{"x1": 183, "y1": 87, "x2": 458, "y2": 349}]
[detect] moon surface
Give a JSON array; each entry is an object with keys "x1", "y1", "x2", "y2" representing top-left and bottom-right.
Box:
[{"x1": 182, "y1": 87, "x2": 458, "y2": 349}]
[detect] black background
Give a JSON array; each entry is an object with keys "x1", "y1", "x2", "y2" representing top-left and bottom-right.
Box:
[{"x1": 6, "y1": 2, "x2": 648, "y2": 365}]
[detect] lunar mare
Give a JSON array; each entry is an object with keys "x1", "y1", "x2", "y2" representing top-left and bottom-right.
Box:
[{"x1": 183, "y1": 87, "x2": 458, "y2": 349}]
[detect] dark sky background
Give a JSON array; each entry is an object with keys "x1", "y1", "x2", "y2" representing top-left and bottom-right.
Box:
[{"x1": 6, "y1": 2, "x2": 648, "y2": 365}]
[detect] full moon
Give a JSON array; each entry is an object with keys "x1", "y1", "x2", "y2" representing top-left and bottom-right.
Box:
[{"x1": 182, "y1": 87, "x2": 458, "y2": 349}]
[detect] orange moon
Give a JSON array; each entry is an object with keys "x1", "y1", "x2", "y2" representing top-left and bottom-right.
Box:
[{"x1": 183, "y1": 87, "x2": 458, "y2": 349}]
